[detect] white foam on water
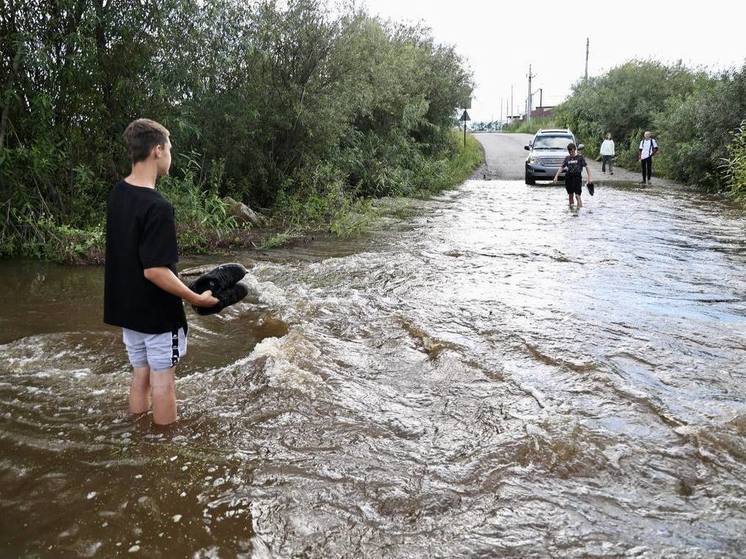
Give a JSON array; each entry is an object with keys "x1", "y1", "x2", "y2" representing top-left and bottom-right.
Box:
[
  {"x1": 241, "y1": 275, "x2": 286, "y2": 307},
  {"x1": 0, "y1": 333, "x2": 113, "y2": 383},
  {"x1": 248, "y1": 331, "x2": 323, "y2": 395}
]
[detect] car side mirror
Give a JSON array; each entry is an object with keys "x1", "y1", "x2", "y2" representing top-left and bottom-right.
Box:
[
  {"x1": 524, "y1": 145, "x2": 530, "y2": 151},
  {"x1": 577, "y1": 144, "x2": 585, "y2": 150}
]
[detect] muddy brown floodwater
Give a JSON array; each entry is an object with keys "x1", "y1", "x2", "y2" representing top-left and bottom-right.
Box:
[{"x1": 1, "y1": 176, "x2": 746, "y2": 558}]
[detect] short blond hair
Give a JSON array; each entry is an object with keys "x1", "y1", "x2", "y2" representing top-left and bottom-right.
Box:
[{"x1": 123, "y1": 118, "x2": 170, "y2": 164}]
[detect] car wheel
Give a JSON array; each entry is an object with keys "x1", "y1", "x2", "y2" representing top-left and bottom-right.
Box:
[{"x1": 525, "y1": 171, "x2": 536, "y2": 186}]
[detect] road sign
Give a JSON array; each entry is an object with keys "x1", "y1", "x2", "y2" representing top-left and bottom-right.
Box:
[{"x1": 459, "y1": 110, "x2": 471, "y2": 148}]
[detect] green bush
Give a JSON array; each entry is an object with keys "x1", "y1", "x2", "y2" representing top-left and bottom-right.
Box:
[
  {"x1": 654, "y1": 66, "x2": 746, "y2": 190},
  {"x1": 554, "y1": 60, "x2": 746, "y2": 191},
  {"x1": 0, "y1": 205, "x2": 104, "y2": 264},
  {"x1": 556, "y1": 61, "x2": 702, "y2": 158},
  {"x1": 157, "y1": 159, "x2": 238, "y2": 254},
  {"x1": 270, "y1": 165, "x2": 374, "y2": 239},
  {"x1": 0, "y1": 0, "x2": 475, "y2": 259},
  {"x1": 267, "y1": 129, "x2": 482, "y2": 240}
]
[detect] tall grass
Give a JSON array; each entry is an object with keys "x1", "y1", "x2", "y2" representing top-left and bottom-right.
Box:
[
  {"x1": 266, "y1": 130, "x2": 484, "y2": 246},
  {"x1": 724, "y1": 121, "x2": 746, "y2": 203},
  {"x1": 414, "y1": 130, "x2": 484, "y2": 193},
  {"x1": 0, "y1": 168, "x2": 239, "y2": 264}
]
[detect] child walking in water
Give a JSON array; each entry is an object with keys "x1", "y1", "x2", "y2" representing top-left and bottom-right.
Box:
[{"x1": 554, "y1": 142, "x2": 592, "y2": 208}]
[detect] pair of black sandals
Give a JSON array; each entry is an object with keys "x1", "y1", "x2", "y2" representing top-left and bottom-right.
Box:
[{"x1": 189, "y1": 263, "x2": 249, "y2": 316}]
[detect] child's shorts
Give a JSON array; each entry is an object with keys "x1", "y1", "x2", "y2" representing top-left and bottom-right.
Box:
[
  {"x1": 122, "y1": 327, "x2": 188, "y2": 371},
  {"x1": 565, "y1": 175, "x2": 583, "y2": 195}
]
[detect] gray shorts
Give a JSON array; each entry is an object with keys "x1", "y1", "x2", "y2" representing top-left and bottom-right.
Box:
[{"x1": 122, "y1": 327, "x2": 188, "y2": 371}]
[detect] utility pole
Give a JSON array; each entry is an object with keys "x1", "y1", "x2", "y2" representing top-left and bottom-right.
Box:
[
  {"x1": 527, "y1": 64, "x2": 536, "y2": 125},
  {"x1": 499, "y1": 97, "x2": 503, "y2": 126},
  {"x1": 584, "y1": 38, "x2": 589, "y2": 81},
  {"x1": 510, "y1": 85, "x2": 514, "y2": 121},
  {"x1": 539, "y1": 88, "x2": 543, "y2": 110}
]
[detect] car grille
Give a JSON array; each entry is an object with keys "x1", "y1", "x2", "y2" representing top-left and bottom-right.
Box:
[{"x1": 537, "y1": 157, "x2": 565, "y2": 166}]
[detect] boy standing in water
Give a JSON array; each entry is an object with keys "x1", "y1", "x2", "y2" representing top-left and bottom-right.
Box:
[
  {"x1": 554, "y1": 142, "x2": 592, "y2": 208},
  {"x1": 104, "y1": 119, "x2": 217, "y2": 425}
]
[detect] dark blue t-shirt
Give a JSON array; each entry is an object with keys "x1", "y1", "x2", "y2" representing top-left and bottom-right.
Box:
[
  {"x1": 104, "y1": 181, "x2": 187, "y2": 334},
  {"x1": 562, "y1": 154, "x2": 586, "y2": 177}
]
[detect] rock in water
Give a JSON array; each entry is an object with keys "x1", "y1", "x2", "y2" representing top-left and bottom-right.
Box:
[{"x1": 223, "y1": 196, "x2": 265, "y2": 227}]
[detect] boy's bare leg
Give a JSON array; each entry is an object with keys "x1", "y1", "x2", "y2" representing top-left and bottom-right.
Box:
[
  {"x1": 568, "y1": 193, "x2": 574, "y2": 206},
  {"x1": 150, "y1": 368, "x2": 177, "y2": 425},
  {"x1": 576, "y1": 194, "x2": 583, "y2": 208},
  {"x1": 129, "y1": 366, "x2": 151, "y2": 415}
]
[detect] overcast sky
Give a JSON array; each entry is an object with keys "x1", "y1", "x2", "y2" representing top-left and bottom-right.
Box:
[{"x1": 362, "y1": 0, "x2": 745, "y2": 122}]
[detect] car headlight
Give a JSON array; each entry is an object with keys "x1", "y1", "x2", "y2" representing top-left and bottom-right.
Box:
[{"x1": 528, "y1": 155, "x2": 538, "y2": 164}]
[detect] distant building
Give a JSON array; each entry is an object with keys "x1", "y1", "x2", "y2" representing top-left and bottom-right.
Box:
[{"x1": 531, "y1": 105, "x2": 555, "y2": 118}]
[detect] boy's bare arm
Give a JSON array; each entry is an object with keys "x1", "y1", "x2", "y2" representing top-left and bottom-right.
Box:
[
  {"x1": 553, "y1": 166, "x2": 564, "y2": 183},
  {"x1": 144, "y1": 267, "x2": 219, "y2": 307}
]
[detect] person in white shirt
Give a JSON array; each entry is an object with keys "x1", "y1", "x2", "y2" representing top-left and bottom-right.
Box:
[
  {"x1": 638, "y1": 131, "x2": 659, "y2": 185},
  {"x1": 600, "y1": 133, "x2": 615, "y2": 175}
]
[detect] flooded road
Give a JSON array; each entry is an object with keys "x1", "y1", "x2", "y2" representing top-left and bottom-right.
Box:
[{"x1": 2, "y1": 138, "x2": 746, "y2": 557}]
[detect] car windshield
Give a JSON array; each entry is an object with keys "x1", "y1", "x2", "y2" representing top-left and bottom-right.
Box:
[{"x1": 532, "y1": 135, "x2": 573, "y2": 149}]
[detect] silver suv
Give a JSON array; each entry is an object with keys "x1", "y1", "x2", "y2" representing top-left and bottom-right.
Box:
[{"x1": 524, "y1": 129, "x2": 582, "y2": 185}]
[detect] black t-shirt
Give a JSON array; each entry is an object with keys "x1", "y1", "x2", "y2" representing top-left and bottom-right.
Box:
[
  {"x1": 562, "y1": 154, "x2": 586, "y2": 177},
  {"x1": 104, "y1": 181, "x2": 187, "y2": 334}
]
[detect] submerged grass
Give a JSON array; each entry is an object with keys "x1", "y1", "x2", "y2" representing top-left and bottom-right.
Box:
[{"x1": 259, "y1": 229, "x2": 304, "y2": 250}]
